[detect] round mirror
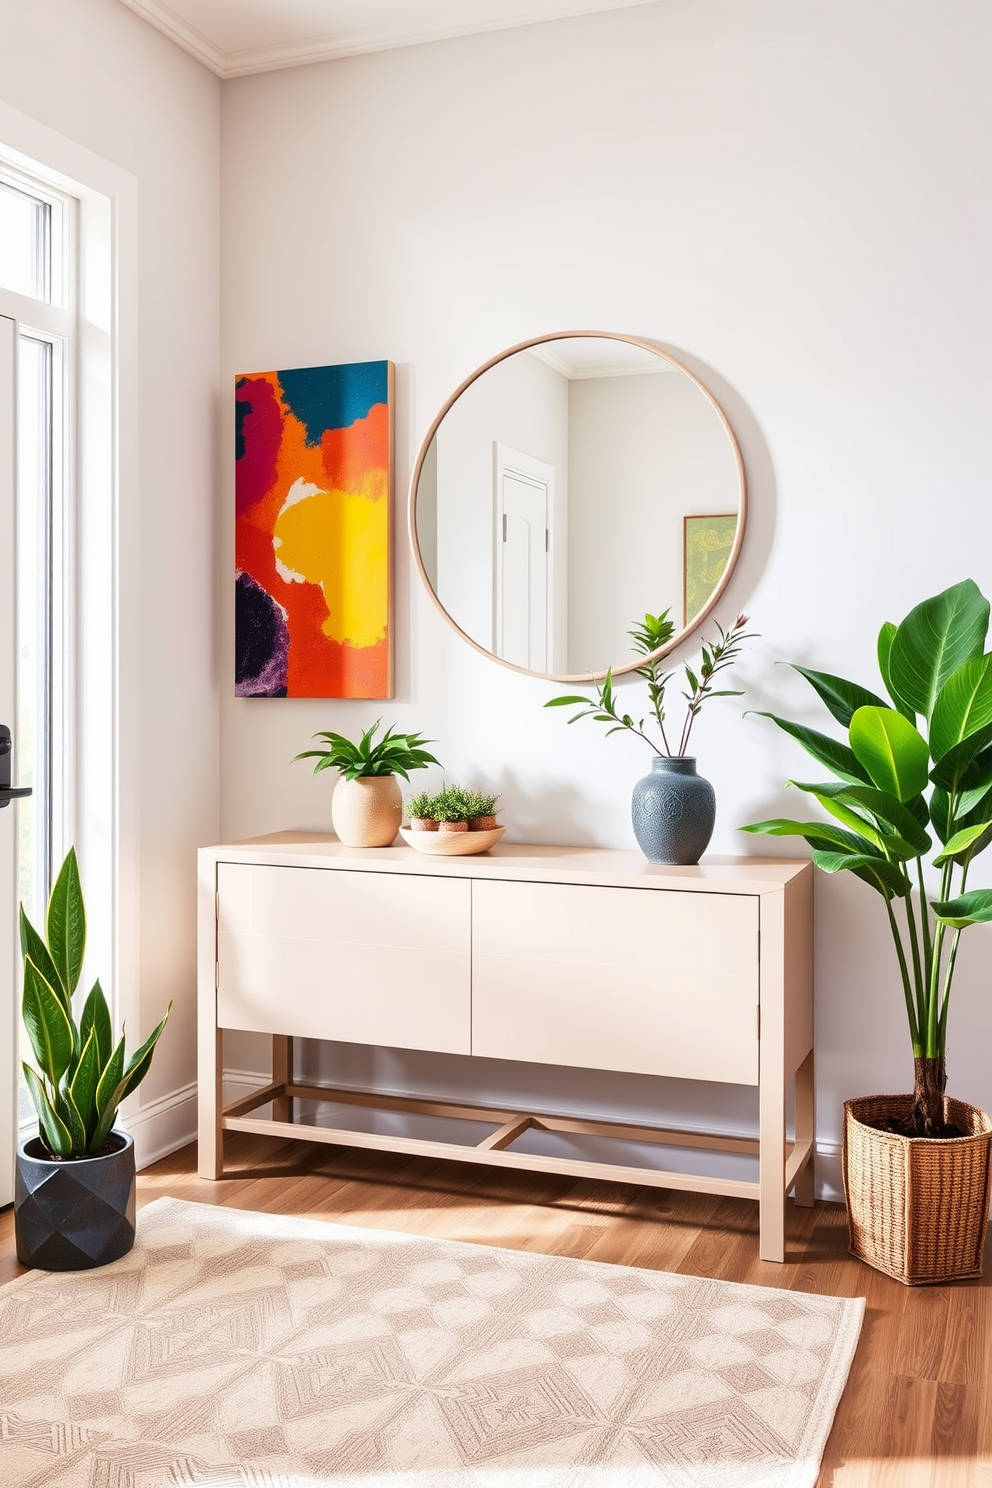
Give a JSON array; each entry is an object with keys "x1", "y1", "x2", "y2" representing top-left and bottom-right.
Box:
[{"x1": 409, "y1": 331, "x2": 747, "y2": 681}]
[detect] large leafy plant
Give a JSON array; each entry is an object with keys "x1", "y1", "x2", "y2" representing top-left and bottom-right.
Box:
[
  {"x1": 743, "y1": 580, "x2": 992, "y2": 1138},
  {"x1": 21, "y1": 849, "x2": 170, "y2": 1160},
  {"x1": 294, "y1": 720, "x2": 440, "y2": 780},
  {"x1": 547, "y1": 610, "x2": 755, "y2": 756}
]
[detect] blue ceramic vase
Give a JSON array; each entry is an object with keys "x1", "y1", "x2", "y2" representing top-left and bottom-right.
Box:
[{"x1": 631, "y1": 755, "x2": 716, "y2": 865}]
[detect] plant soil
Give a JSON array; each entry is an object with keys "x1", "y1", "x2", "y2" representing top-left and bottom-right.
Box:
[{"x1": 860, "y1": 1058, "x2": 968, "y2": 1139}]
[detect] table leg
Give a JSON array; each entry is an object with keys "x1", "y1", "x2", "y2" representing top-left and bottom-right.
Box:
[{"x1": 272, "y1": 1035, "x2": 293, "y2": 1124}]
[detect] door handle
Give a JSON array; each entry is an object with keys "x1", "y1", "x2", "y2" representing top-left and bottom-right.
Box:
[{"x1": 0, "y1": 723, "x2": 32, "y2": 808}]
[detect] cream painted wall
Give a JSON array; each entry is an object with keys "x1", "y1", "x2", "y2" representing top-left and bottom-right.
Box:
[
  {"x1": 220, "y1": 0, "x2": 992, "y2": 1195},
  {"x1": 0, "y1": 0, "x2": 220, "y2": 1144}
]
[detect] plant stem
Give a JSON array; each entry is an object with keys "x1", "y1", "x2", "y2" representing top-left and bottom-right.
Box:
[
  {"x1": 884, "y1": 893, "x2": 921, "y2": 1052},
  {"x1": 938, "y1": 928, "x2": 961, "y2": 1053},
  {"x1": 915, "y1": 857, "x2": 932, "y2": 989},
  {"x1": 902, "y1": 891, "x2": 926, "y2": 1039}
]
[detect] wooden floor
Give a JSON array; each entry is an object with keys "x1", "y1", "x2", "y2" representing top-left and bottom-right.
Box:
[{"x1": 2, "y1": 1132, "x2": 990, "y2": 1486}]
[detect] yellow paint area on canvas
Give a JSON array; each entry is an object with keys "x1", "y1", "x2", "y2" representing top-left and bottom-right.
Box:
[{"x1": 273, "y1": 478, "x2": 388, "y2": 647}]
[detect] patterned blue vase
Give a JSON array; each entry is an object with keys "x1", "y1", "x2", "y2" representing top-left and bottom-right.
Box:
[{"x1": 631, "y1": 756, "x2": 716, "y2": 865}]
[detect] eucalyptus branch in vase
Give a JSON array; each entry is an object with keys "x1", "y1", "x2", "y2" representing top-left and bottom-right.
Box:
[
  {"x1": 545, "y1": 609, "x2": 755, "y2": 757},
  {"x1": 544, "y1": 609, "x2": 755, "y2": 865}
]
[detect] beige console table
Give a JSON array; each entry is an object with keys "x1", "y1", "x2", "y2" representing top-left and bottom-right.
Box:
[{"x1": 198, "y1": 833, "x2": 814, "y2": 1261}]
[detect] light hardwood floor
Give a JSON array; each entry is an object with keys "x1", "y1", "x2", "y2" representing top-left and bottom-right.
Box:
[{"x1": 2, "y1": 1133, "x2": 989, "y2": 1486}]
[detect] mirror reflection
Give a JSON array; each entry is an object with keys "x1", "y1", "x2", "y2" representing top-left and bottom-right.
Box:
[{"x1": 412, "y1": 334, "x2": 745, "y2": 680}]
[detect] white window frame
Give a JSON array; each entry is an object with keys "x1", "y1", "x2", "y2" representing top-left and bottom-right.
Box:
[{"x1": 0, "y1": 101, "x2": 139, "y2": 1079}]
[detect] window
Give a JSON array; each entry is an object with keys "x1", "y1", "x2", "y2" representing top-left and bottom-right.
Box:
[{"x1": 0, "y1": 164, "x2": 73, "y2": 922}]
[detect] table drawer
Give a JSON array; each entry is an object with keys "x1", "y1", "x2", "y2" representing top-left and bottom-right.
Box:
[
  {"x1": 471, "y1": 879, "x2": 759, "y2": 1083},
  {"x1": 216, "y1": 863, "x2": 471, "y2": 1053}
]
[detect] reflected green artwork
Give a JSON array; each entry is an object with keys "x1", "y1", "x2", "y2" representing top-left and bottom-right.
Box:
[{"x1": 684, "y1": 513, "x2": 737, "y2": 624}]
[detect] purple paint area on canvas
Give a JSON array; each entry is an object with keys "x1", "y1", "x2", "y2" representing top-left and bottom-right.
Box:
[{"x1": 234, "y1": 572, "x2": 290, "y2": 697}]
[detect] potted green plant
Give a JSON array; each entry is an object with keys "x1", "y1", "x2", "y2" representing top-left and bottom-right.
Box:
[
  {"x1": 743, "y1": 578, "x2": 992, "y2": 1283},
  {"x1": 546, "y1": 609, "x2": 755, "y2": 863},
  {"x1": 405, "y1": 786, "x2": 502, "y2": 833},
  {"x1": 15, "y1": 848, "x2": 170, "y2": 1271},
  {"x1": 464, "y1": 789, "x2": 501, "y2": 832},
  {"x1": 294, "y1": 719, "x2": 440, "y2": 847}
]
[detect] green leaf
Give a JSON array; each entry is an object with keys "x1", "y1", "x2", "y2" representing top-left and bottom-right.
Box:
[
  {"x1": 782, "y1": 784, "x2": 886, "y2": 853},
  {"x1": 22, "y1": 1064, "x2": 73, "y2": 1158},
  {"x1": 45, "y1": 847, "x2": 86, "y2": 1001},
  {"x1": 849, "y1": 706, "x2": 930, "y2": 801},
  {"x1": 747, "y1": 713, "x2": 872, "y2": 785},
  {"x1": 930, "y1": 786, "x2": 954, "y2": 844},
  {"x1": 80, "y1": 980, "x2": 113, "y2": 1070},
  {"x1": 19, "y1": 904, "x2": 69, "y2": 1012},
  {"x1": 68, "y1": 1026, "x2": 103, "y2": 1137},
  {"x1": 811, "y1": 849, "x2": 911, "y2": 897},
  {"x1": 929, "y1": 724, "x2": 992, "y2": 791},
  {"x1": 957, "y1": 780, "x2": 992, "y2": 817},
  {"x1": 794, "y1": 782, "x2": 932, "y2": 854},
  {"x1": 119, "y1": 1005, "x2": 171, "y2": 1100},
  {"x1": 789, "y1": 666, "x2": 888, "y2": 729},
  {"x1": 545, "y1": 695, "x2": 594, "y2": 707},
  {"x1": 888, "y1": 580, "x2": 990, "y2": 721},
  {"x1": 95, "y1": 1033, "x2": 126, "y2": 1122},
  {"x1": 929, "y1": 654, "x2": 992, "y2": 764},
  {"x1": 933, "y1": 823, "x2": 992, "y2": 865},
  {"x1": 932, "y1": 889, "x2": 992, "y2": 929},
  {"x1": 878, "y1": 621, "x2": 915, "y2": 719},
  {"x1": 740, "y1": 819, "x2": 882, "y2": 855},
  {"x1": 54, "y1": 1083, "x2": 86, "y2": 1156},
  {"x1": 22, "y1": 957, "x2": 74, "y2": 1086}
]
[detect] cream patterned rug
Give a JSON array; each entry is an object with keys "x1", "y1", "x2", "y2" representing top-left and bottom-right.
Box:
[{"x1": 0, "y1": 1196, "x2": 863, "y2": 1487}]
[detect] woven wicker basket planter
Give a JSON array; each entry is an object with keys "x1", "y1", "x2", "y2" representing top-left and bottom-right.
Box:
[{"x1": 843, "y1": 1094, "x2": 992, "y2": 1286}]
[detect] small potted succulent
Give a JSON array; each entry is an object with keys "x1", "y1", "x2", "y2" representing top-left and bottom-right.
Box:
[
  {"x1": 15, "y1": 848, "x2": 171, "y2": 1270},
  {"x1": 546, "y1": 609, "x2": 755, "y2": 864},
  {"x1": 406, "y1": 786, "x2": 502, "y2": 834},
  {"x1": 294, "y1": 719, "x2": 440, "y2": 847},
  {"x1": 402, "y1": 785, "x2": 505, "y2": 855}
]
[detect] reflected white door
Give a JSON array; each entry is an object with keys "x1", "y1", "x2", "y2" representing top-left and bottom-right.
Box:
[
  {"x1": 1, "y1": 317, "x2": 17, "y2": 1206},
  {"x1": 495, "y1": 446, "x2": 554, "y2": 671}
]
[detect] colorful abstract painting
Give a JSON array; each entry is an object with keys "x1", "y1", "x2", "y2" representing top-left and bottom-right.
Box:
[
  {"x1": 235, "y1": 361, "x2": 393, "y2": 698},
  {"x1": 683, "y1": 512, "x2": 738, "y2": 625}
]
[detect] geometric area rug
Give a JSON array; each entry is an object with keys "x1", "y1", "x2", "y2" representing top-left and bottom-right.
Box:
[{"x1": 0, "y1": 1196, "x2": 864, "y2": 1487}]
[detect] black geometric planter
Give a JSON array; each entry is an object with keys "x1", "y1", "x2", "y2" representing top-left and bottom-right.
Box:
[{"x1": 14, "y1": 1131, "x2": 136, "y2": 1270}]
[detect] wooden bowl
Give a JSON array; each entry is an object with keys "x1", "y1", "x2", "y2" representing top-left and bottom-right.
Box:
[{"x1": 399, "y1": 825, "x2": 506, "y2": 856}]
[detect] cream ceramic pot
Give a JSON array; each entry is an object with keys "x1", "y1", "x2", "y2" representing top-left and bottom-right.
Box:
[{"x1": 331, "y1": 774, "x2": 402, "y2": 847}]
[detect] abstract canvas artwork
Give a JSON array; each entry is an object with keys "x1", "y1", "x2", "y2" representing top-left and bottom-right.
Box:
[
  {"x1": 235, "y1": 361, "x2": 393, "y2": 698},
  {"x1": 683, "y1": 512, "x2": 738, "y2": 625}
]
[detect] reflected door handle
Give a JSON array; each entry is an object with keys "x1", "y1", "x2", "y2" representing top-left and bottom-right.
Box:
[{"x1": 0, "y1": 723, "x2": 32, "y2": 808}]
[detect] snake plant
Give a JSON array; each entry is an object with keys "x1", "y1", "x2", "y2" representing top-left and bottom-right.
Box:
[{"x1": 20, "y1": 848, "x2": 170, "y2": 1159}]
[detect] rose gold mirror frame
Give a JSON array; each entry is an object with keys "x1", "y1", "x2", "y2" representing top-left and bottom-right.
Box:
[{"x1": 408, "y1": 330, "x2": 747, "y2": 683}]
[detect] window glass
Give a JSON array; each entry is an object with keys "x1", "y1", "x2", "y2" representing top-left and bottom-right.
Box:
[
  {"x1": 0, "y1": 179, "x2": 50, "y2": 301},
  {"x1": 17, "y1": 333, "x2": 55, "y2": 913}
]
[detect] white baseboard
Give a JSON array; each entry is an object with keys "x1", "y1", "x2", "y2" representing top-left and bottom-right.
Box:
[{"x1": 120, "y1": 1069, "x2": 270, "y2": 1171}]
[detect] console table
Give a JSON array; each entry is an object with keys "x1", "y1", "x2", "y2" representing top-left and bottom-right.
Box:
[{"x1": 197, "y1": 833, "x2": 814, "y2": 1261}]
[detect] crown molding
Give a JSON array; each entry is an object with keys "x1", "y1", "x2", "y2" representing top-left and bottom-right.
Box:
[
  {"x1": 117, "y1": 0, "x2": 657, "y2": 80},
  {"x1": 117, "y1": 0, "x2": 227, "y2": 75}
]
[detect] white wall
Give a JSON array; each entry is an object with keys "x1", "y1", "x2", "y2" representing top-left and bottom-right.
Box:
[
  {"x1": 567, "y1": 368, "x2": 738, "y2": 667},
  {"x1": 219, "y1": 0, "x2": 992, "y2": 1196},
  {"x1": 0, "y1": 0, "x2": 220, "y2": 1154}
]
